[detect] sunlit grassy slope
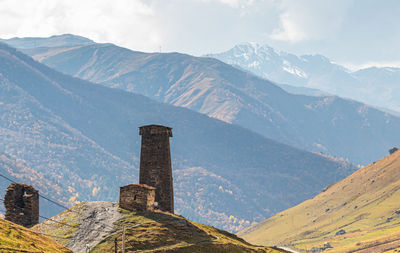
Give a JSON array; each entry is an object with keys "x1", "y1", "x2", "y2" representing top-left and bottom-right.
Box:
[
  {"x1": 0, "y1": 218, "x2": 72, "y2": 252},
  {"x1": 93, "y1": 209, "x2": 285, "y2": 253},
  {"x1": 33, "y1": 201, "x2": 287, "y2": 252},
  {"x1": 239, "y1": 149, "x2": 400, "y2": 252}
]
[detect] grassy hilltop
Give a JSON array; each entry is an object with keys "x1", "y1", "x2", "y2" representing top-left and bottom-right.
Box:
[
  {"x1": 240, "y1": 149, "x2": 400, "y2": 252},
  {"x1": 33, "y1": 201, "x2": 286, "y2": 252},
  {"x1": 0, "y1": 218, "x2": 72, "y2": 252}
]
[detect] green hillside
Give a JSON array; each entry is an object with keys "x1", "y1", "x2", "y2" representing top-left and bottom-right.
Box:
[
  {"x1": 240, "y1": 149, "x2": 400, "y2": 252},
  {"x1": 0, "y1": 218, "x2": 72, "y2": 252},
  {"x1": 33, "y1": 201, "x2": 286, "y2": 252}
]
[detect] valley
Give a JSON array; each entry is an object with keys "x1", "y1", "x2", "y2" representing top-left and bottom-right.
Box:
[
  {"x1": 1, "y1": 2, "x2": 400, "y2": 252},
  {"x1": 0, "y1": 42, "x2": 353, "y2": 232}
]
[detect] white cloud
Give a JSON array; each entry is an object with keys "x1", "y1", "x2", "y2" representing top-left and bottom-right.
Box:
[
  {"x1": 271, "y1": 12, "x2": 307, "y2": 42},
  {"x1": 342, "y1": 61, "x2": 400, "y2": 72},
  {"x1": 0, "y1": 0, "x2": 399, "y2": 66},
  {"x1": 220, "y1": 0, "x2": 256, "y2": 8},
  {"x1": 197, "y1": 0, "x2": 256, "y2": 8},
  {"x1": 271, "y1": 0, "x2": 352, "y2": 42},
  {"x1": 0, "y1": 0, "x2": 162, "y2": 52}
]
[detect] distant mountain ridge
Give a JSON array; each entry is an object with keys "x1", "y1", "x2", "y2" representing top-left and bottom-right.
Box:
[
  {"x1": 11, "y1": 35, "x2": 400, "y2": 165},
  {"x1": 207, "y1": 42, "x2": 400, "y2": 114},
  {"x1": 0, "y1": 42, "x2": 351, "y2": 232},
  {"x1": 0, "y1": 34, "x2": 94, "y2": 49}
]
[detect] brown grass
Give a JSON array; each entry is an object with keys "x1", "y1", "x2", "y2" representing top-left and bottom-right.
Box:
[{"x1": 0, "y1": 218, "x2": 72, "y2": 253}]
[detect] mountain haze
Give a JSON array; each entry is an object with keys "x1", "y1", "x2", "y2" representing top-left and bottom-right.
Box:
[
  {"x1": 208, "y1": 43, "x2": 400, "y2": 114},
  {"x1": 0, "y1": 151, "x2": 70, "y2": 218},
  {"x1": 0, "y1": 34, "x2": 94, "y2": 49},
  {"x1": 15, "y1": 36, "x2": 400, "y2": 165},
  {"x1": 0, "y1": 42, "x2": 352, "y2": 232}
]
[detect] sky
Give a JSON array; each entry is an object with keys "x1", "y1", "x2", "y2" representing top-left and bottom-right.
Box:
[{"x1": 0, "y1": 0, "x2": 399, "y2": 69}]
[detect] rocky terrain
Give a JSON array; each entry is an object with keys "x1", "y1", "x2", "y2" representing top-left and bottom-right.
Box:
[
  {"x1": 33, "y1": 202, "x2": 121, "y2": 252},
  {"x1": 33, "y1": 201, "x2": 287, "y2": 253}
]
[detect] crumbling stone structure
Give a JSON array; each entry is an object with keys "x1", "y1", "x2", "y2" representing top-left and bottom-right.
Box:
[
  {"x1": 139, "y1": 125, "x2": 174, "y2": 213},
  {"x1": 120, "y1": 184, "x2": 156, "y2": 212},
  {"x1": 4, "y1": 183, "x2": 39, "y2": 228}
]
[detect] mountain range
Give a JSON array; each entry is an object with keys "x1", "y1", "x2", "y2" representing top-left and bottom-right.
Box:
[
  {"x1": 0, "y1": 42, "x2": 353, "y2": 232},
  {"x1": 1, "y1": 34, "x2": 399, "y2": 252},
  {"x1": 5, "y1": 35, "x2": 400, "y2": 166},
  {"x1": 207, "y1": 42, "x2": 400, "y2": 114},
  {"x1": 0, "y1": 34, "x2": 94, "y2": 49}
]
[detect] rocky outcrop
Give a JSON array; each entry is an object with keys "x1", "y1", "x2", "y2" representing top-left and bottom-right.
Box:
[{"x1": 390, "y1": 147, "x2": 399, "y2": 155}]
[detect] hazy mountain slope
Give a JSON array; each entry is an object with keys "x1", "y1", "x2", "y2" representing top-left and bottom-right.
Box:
[
  {"x1": 18, "y1": 39, "x2": 400, "y2": 165},
  {"x1": 0, "y1": 54, "x2": 136, "y2": 205},
  {"x1": 0, "y1": 151, "x2": 73, "y2": 218},
  {"x1": 352, "y1": 66, "x2": 400, "y2": 111},
  {"x1": 0, "y1": 43, "x2": 352, "y2": 232},
  {"x1": 239, "y1": 149, "x2": 400, "y2": 252},
  {"x1": 33, "y1": 202, "x2": 286, "y2": 253},
  {"x1": 276, "y1": 83, "x2": 329, "y2": 97},
  {"x1": 0, "y1": 218, "x2": 72, "y2": 252},
  {"x1": 208, "y1": 43, "x2": 400, "y2": 113},
  {"x1": 0, "y1": 34, "x2": 94, "y2": 49},
  {"x1": 227, "y1": 63, "x2": 329, "y2": 96}
]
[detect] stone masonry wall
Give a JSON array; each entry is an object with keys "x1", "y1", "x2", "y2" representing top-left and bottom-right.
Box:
[
  {"x1": 120, "y1": 184, "x2": 156, "y2": 212},
  {"x1": 4, "y1": 183, "x2": 39, "y2": 228},
  {"x1": 139, "y1": 125, "x2": 174, "y2": 213}
]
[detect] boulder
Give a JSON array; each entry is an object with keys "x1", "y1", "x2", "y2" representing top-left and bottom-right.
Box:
[{"x1": 335, "y1": 229, "x2": 346, "y2": 236}]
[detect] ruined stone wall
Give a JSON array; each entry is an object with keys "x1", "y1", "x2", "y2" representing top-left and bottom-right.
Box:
[
  {"x1": 139, "y1": 125, "x2": 174, "y2": 213},
  {"x1": 4, "y1": 183, "x2": 39, "y2": 228},
  {"x1": 120, "y1": 184, "x2": 155, "y2": 212}
]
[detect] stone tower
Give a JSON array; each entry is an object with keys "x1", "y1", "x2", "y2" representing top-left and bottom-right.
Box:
[
  {"x1": 139, "y1": 125, "x2": 174, "y2": 213},
  {"x1": 4, "y1": 183, "x2": 39, "y2": 228}
]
